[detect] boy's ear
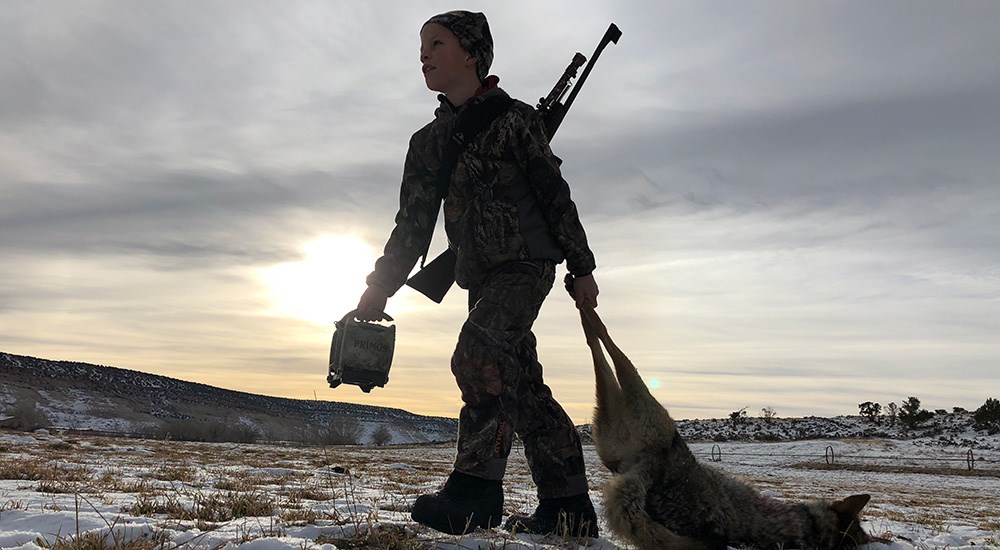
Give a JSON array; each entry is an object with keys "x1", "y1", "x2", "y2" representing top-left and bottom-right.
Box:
[{"x1": 462, "y1": 54, "x2": 479, "y2": 79}]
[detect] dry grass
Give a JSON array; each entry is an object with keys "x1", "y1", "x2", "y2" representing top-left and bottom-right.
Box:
[
  {"x1": 125, "y1": 491, "x2": 186, "y2": 518},
  {"x1": 189, "y1": 490, "x2": 276, "y2": 522},
  {"x1": 315, "y1": 524, "x2": 431, "y2": 550},
  {"x1": 0, "y1": 457, "x2": 91, "y2": 482},
  {"x1": 281, "y1": 484, "x2": 333, "y2": 502},
  {"x1": 36, "y1": 479, "x2": 79, "y2": 494},
  {"x1": 34, "y1": 530, "x2": 172, "y2": 550},
  {"x1": 879, "y1": 508, "x2": 949, "y2": 533},
  {"x1": 795, "y1": 461, "x2": 1000, "y2": 478},
  {"x1": 1, "y1": 498, "x2": 28, "y2": 512},
  {"x1": 4, "y1": 434, "x2": 437, "y2": 550},
  {"x1": 4, "y1": 432, "x2": 997, "y2": 549},
  {"x1": 149, "y1": 464, "x2": 198, "y2": 483}
]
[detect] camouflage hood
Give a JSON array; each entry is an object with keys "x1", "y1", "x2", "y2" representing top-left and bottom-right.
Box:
[{"x1": 423, "y1": 10, "x2": 493, "y2": 83}]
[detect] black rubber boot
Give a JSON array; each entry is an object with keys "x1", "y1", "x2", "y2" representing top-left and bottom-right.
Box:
[
  {"x1": 411, "y1": 471, "x2": 504, "y2": 535},
  {"x1": 504, "y1": 494, "x2": 600, "y2": 538}
]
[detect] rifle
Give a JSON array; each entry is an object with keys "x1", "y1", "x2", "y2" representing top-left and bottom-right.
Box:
[{"x1": 405, "y1": 23, "x2": 622, "y2": 303}]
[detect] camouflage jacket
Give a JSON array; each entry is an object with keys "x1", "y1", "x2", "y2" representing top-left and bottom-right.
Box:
[{"x1": 367, "y1": 87, "x2": 596, "y2": 294}]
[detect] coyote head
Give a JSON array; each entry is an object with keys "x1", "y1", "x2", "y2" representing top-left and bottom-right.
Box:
[{"x1": 830, "y1": 494, "x2": 873, "y2": 548}]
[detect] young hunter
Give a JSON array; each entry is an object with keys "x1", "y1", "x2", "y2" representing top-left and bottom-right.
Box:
[{"x1": 355, "y1": 11, "x2": 601, "y2": 537}]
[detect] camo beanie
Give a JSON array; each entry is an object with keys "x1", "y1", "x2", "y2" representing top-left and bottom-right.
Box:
[{"x1": 424, "y1": 11, "x2": 493, "y2": 82}]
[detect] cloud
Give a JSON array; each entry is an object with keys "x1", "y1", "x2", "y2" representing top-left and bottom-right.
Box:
[
  {"x1": 2, "y1": 1, "x2": 999, "y2": 421},
  {"x1": 1, "y1": 170, "x2": 379, "y2": 261}
]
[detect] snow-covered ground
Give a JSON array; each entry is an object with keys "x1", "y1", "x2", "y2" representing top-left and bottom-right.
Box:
[{"x1": 1, "y1": 430, "x2": 997, "y2": 549}]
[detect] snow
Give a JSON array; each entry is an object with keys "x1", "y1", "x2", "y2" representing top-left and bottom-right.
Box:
[{"x1": 1, "y1": 428, "x2": 997, "y2": 549}]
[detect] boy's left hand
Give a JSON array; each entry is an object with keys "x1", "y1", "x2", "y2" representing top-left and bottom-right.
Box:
[{"x1": 572, "y1": 274, "x2": 599, "y2": 309}]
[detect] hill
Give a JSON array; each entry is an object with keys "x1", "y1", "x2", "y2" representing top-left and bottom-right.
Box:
[
  {"x1": 584, "y1": 408, "x2": 1000, "y2": 452},
  {"x1": 0, "y1": 352, "x2": 457, "y2": 444},
  {"x1": 3, "y1": 351, "x2": 997, "y2": 451}
]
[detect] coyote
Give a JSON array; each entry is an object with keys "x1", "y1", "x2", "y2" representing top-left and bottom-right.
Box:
[{"x1": 578, "y1": 306, "x2": 873, "y2": 550}]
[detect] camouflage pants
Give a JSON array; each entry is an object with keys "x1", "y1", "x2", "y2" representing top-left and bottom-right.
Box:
[{"x1": 451, "y1": 260, "x2": 589, "y2": 499}]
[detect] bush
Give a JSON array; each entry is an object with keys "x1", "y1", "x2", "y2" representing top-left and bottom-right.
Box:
[
  {"x1": 885, "y1": 402, "x2": 898, "y2": 426},
  {"x1": 729, "y1": 407, "x2": 748, "y2": 428},
  {"x1": 158, "y1": 420, "x2": 260, "y2": 443},
  {"x1": 858, "y1": 401, "x2": 882, "y2": 424},
  {"x1": 974, "y1": 398, "x2": 1000, "y2": 432},
  {"x1": 898, "y1": 396, "x2": 933, "y2": 430},
  {"x1": 317, "y1": 418, "x2": 363, "y2": 445},
  {"x1": 371, "y1": 425, "x2": 392, "y2": 446},
  {"x1": 4, "y1": 399, "x2": 50, "y2": 432}
]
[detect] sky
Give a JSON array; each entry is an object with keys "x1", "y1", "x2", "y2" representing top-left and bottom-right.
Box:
[{"x1": 2, "y1": 1, "x2": 998, "y2": 423}]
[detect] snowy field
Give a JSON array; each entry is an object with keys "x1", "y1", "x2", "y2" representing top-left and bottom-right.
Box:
[{"x1": 1, "y1": 430, "x2": 997, "y2": 549}]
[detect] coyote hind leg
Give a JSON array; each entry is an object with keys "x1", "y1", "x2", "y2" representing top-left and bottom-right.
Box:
[
  {"x1": 580, "y1": 306, "x2": 678, "y2": 457},
  {"x1": 580, "y1": 306, "x2": 634, "y2": 471},
  {"x1": 581, "y1": 306, "x2": 659, "y2": 404},
  {"x1": 580, "y1": 306, "x2": 622, "y2": 412}
]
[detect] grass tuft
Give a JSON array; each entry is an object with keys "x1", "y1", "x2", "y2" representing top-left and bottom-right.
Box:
[{"x1": 34, "y1": 529, "x2": 171, "y2": 550}]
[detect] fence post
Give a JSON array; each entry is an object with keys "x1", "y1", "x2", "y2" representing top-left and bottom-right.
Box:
[
  {"x1": 711, "y1": 444, "x2": 722, "y2": 462},
  {"x1": 967, "y1": 449, "x2": 975, "y2": 471}
]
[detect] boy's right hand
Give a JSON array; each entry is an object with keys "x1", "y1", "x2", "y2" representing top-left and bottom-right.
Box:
[
  {"x1": 564, "y1": 273, "x2": 600, "y2": 309},
  {"x1": 356, "y1": 285, "x2": 389, "y2": 321}
]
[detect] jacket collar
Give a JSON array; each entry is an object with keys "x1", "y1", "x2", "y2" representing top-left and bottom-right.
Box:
[{"x1": 436, "y1": 75, "x2": 505, "y2": 117}]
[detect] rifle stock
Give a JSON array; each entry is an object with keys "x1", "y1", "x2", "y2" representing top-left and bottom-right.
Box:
[
  {"x1": 406, "y1": 23, "x2": 621, "y2": 302},
  {"x1": 405, "y1": 248, "x2": 456, "y2": 303}
]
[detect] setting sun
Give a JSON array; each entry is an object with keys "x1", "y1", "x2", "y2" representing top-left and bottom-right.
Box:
[{"x1": 258, "y1": 234, "x2": 378, "y2": 325}]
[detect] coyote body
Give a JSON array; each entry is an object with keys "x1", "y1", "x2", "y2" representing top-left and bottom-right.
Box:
[{"x1": 579, "y1": 307, "x2": 872, "y2": 550}]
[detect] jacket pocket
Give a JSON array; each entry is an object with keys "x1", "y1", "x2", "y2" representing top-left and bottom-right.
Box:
[{"x1": 474, "y1": 201, "x2": 526, "y2": 262}]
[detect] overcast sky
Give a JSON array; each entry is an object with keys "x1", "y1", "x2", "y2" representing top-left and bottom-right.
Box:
[{"x1": 2, "y1": 1, "x2": 998, "y2": 423}]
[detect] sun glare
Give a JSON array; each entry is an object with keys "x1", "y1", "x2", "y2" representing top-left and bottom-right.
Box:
[{"x1": 258, "y1": 234, "x2": 378, "y2": 325}]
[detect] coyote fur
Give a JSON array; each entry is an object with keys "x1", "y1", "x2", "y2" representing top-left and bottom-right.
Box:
[{"x1": 579, "y1": 306, "x2": 873, "y2": 550}]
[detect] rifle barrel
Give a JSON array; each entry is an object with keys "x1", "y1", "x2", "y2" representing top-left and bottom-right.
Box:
[{"x1": 562, "y1": 23, "x2": 621, "y2": 113}]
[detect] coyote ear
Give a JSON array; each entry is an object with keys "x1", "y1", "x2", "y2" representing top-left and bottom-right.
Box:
[{"x1": 832, "y1": 494, "x2": 871, "y2": 516}]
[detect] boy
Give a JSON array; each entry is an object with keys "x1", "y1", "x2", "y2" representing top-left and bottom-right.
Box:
[{"x1": 356, "y1": 10, "x2": 600, "y2": 537}]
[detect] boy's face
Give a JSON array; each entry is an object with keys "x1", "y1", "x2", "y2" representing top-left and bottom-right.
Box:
[{"x1": 419, "y1": 23, "x2": 477, "y2": 95}]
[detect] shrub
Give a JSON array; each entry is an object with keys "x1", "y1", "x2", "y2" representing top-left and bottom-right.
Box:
[
  {"x1": 158, "y1": 420, "x2": 260, "y2": 443},
  {"x1": 4, "y1": 399, "x2": 50, "y2": 432},
  {"x1": 898, "y1": 397, "x2": 933, "y2": 430},
  {"x1": 318, "y1": 417, "x2": 363, "y2": 445},
  {"x1": 371, "y1": 425, "x2": 392, "y2": 446},
  {"x1": 885, "y1": 402, "x2": 898, "y2": 426},
  {"x1": 858, "y1": 401, "x2": 882, "y2": 424},
  {"x1": 729, "y1": 407, "x2": 748, "y2": 428},
  {"x1": 974, "y1": 398, "x2": 1000, "y2": 432}
]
